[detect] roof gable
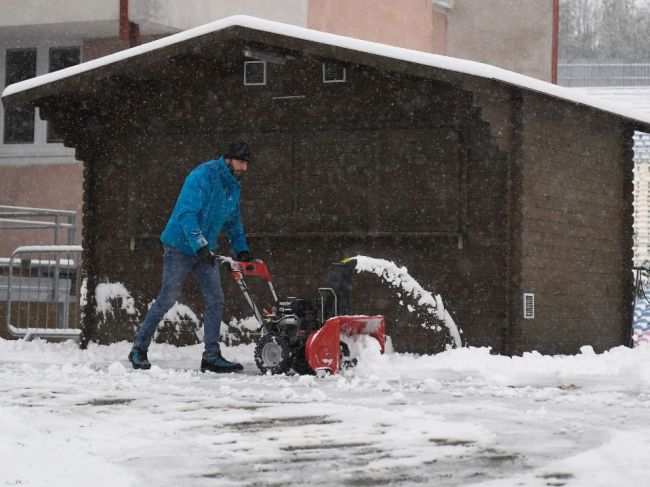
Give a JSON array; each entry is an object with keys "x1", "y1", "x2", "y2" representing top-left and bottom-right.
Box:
[{"x1": 2, "y1": 15, "x2": 650, "y2": 130}]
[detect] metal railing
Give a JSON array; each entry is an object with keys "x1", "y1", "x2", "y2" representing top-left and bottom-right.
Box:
[
  {"x1": 0, "y1": 205, "x2": 76, "y2": 246},
  {"x1": 1, "y1": 245, "x2": 83, "y2": 340}
]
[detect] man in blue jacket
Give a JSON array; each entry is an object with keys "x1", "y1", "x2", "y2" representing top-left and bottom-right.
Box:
[{"x1": 128, "y1": 139, "x2": 254, "y2": 373}]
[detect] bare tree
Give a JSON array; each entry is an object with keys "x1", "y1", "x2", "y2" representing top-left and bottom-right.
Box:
[{"x1": 560, "y1": 0, "x2": 650, "y2": 61}]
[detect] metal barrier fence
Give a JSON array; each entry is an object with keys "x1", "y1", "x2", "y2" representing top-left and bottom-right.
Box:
[
  {"x1": 558, "y1": 63, "x2": 650, "y2": 87},
  {"x1": 1, "y1": 245, "x2": 83, "y2": 340},
  {"x1": 0, "y1": 205, "x2": 76, "y2": 246}
]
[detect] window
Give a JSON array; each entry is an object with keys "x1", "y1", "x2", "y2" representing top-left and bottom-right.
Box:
[
  {"x1": 244, "y1": 61, "x2": 266, "y2": 86},
  {"x1": 3, "y1": 48, "x2": 37, "y2": 144},
  {"x1": 49, "y1": 46, "x2": 81, "y2": 73},
  {"x1": 1, "y1": 44, "x2": 81, "y2": 152},
  {"x1": 323, "y1": 62, "x2": 347, "y2": 83}
]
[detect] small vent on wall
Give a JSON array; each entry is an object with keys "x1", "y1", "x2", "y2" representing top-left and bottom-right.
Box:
[
  {"x1": 323, "y1": 62, "x2": 347, "y2": 83},
  {"x1": 523, "y1": 293, "x2": 535, "y2": 319},
  {"x1": 244, "y1": 61, "x2": 266, "y2": 85}
]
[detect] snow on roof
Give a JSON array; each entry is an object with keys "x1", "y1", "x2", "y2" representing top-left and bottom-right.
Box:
[
  {"x1": 573, "y1": 86, "x2": 650, "y2": 119},
  {"x1": 3, "y1": 15, "x2": 650, "y2": 128}
]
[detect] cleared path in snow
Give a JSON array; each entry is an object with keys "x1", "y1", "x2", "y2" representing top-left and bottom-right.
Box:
[{"x1": 1, "y1": 340, "x2": 650, "y2": 486}]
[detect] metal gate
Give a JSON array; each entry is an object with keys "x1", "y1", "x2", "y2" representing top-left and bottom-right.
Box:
[{"x1": 1, "y1": 245, "x2": 83, "y2": 340}]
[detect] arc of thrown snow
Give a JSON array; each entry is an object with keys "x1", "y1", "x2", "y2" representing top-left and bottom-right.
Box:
[{"x1": 351, "y1": 256, "x2": 463, "y2": 348}]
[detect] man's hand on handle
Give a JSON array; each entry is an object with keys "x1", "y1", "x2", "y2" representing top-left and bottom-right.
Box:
[
  {"x1": 236, "y1": 251, "x2": 256, "y2": 262},
  {"x1": 197, "y1": 248, "x2": 258, "y2": 268}
]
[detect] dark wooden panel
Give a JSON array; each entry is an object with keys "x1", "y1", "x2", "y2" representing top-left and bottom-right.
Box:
[
  {"x1": 293, "y1": 127, "x2": 462, "y2": 233},
  {"x1": 527, "y1": 167, "x2": 622, "y2": 196},
  {"x1": 239, "y1": 132, "x2": 293, "y2": 233},
  {"x1": 521, "y1": 206, "x2": 623, "y2": 230},
  {"x1": 521, "y1": 275, "x2": 625, "y2": 298},
  {"x1": 522, "y1": 249, "x2": 626, "y2": 274},
  {"x1": 522, "y1": 180, "x2": 624, "y2": 213},
  {"x1": 522, "y1": 219, "x2": 624, "y2": 244},
  {"x1": 509, "y1": 92, "x2": 633, "y2": 355}
]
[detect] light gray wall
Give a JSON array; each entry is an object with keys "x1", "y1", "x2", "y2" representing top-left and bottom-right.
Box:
[
  {"x1": 130, "y1": 0, "x2": 309, "y2": 34},
  {"x1": 447, "y1": 0, "x2": 553, "y2": 81},
  {"x1": 0, "y1": 0, "x2": 118, "y2": 26}
]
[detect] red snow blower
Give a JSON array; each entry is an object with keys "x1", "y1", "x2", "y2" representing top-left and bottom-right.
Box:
[{"x1": 219, "y1": 257, "x2": 385, "y2": 375}]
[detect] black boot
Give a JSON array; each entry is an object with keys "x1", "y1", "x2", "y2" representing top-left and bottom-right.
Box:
[
  {"x1": 200, "y1": 352, "x2": 243, "y2": 373},
  {"x1": 128, "y1": 347, "x2": 151, "y2": 370}
]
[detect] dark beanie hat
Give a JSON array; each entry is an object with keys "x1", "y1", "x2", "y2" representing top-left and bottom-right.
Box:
[{"x1": 224, "y1": 139, "x2": 251, "y2": 162}]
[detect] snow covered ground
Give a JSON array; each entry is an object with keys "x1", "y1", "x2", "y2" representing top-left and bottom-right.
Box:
[{"x1": 2, "y1": 338, "x2": 650, "y2": 486}]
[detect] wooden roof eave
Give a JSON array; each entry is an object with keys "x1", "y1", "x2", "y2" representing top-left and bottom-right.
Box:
[{"x1": 1, "y1": 26, "x2": 242, "y2": 109}]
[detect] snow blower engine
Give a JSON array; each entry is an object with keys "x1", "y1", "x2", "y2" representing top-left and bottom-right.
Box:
[{"x1": 220, "y1": 257, "x2": 385, "y2": 375}]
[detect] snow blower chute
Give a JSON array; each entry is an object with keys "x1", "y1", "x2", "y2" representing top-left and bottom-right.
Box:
[{"x1": 220, "y1": 257, "x2": 385, "y2": 375}]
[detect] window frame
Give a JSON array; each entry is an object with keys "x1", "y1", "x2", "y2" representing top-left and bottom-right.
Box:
[{"x1": 0, "y1": 41, "x2": 82, "y2": 165}]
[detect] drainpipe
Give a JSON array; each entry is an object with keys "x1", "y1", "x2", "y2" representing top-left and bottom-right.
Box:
[
  {"x1": 552, "y1": 0, "x2": 559, "y2": 84},
  {"x1": 119, "y1": 0, "x2": 140, "y2": 46}
]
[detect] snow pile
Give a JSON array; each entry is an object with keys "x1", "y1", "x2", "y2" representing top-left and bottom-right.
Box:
[
  {"x1": 351, "y1": 339, "x2": 650, "y2": 386},
  {"x1": 352, "y1": 256, "x2": 462, "y2": 347},
  {"x1": 94, "y1": 282, "x2": 138, "y2": 318}
]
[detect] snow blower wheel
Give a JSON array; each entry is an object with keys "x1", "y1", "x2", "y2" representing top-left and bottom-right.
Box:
[{"x1": 254, "y1": 334, "x2": 293, "y2": 374}]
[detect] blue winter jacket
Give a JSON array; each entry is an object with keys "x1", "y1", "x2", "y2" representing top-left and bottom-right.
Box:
[{"x1": 160, "y1": 157, "x2": 250, "y2": 256}]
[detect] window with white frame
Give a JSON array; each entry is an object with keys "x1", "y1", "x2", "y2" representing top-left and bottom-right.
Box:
[{"x1": 1, "y1": 43, "x2": 81, "y2": 162}]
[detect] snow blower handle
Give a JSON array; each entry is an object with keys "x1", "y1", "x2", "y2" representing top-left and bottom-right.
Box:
[
  {"x1": 215, "y1": 256, "x2": 279, "y2": 325},
  {"x1": 216, "y1": 256, "x2": 272, "y2": 281}
]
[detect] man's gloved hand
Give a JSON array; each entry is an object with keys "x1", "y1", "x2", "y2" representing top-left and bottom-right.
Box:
[
  {"x1": 236, "y1": 251, "x2": 255, "y2": 262},
  {"x1": 197, "y1": 246, "x2": 216, "y2": 266}
]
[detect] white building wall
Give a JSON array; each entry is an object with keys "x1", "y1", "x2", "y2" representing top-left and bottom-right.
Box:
[
  {"x1": 0, "y1": 0, "x2": 118, "y2": 26},
  {"x1": 130, "y1": 0, "x2": 309, "y2": 34},
  {"x1": 446, "y1": 0, "x2": 554, "y2": 82}
]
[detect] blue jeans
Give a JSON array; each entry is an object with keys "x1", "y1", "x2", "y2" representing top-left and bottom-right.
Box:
[{"x1": 133, "y1": 245, "x2": 224, "y2": 355}]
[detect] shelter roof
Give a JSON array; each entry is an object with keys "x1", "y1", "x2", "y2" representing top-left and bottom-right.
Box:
[{"x1": 3, "y1": 15, "x2": 650, "y2": 131}]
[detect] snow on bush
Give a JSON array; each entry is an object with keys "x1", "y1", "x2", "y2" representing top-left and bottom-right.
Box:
[
  {"x1": 221, "y1": 316, "x2": 261, "y2": 346},
  {"x1": 352, "y1": 256, "x2": 462, "y2": 348},
  {"x1": 94, "y1": 282, "x2": 138, "y2": 317},
  {"x1": 153, "y1": 302, "x2": 202, "y2": 344},
  {"x1": 79, "y1": 277, "x2": 88, "y2": 324}
]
